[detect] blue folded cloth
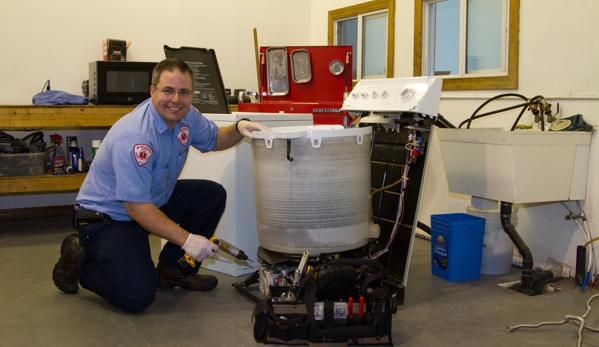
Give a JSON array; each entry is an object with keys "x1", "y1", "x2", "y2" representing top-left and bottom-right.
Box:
[{"x1": 32, "y1": 90, "x2": 88, "y2": 105}]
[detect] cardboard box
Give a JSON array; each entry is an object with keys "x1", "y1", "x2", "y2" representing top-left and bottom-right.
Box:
[{"x1": 103, "y1": 39, "x2": 127, "y2": 61}]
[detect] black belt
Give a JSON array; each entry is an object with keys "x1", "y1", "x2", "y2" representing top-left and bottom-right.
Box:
[{"x1": 72, "y1": 204, "x2": 108, "y2": 229}]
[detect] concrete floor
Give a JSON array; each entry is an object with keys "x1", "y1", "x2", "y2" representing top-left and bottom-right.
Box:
[{"x1": 1, "y1": 216, "x2": 598, "y2": 347}]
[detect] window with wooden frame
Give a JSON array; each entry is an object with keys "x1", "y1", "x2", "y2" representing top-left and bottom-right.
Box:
[
  {"x1": 329, "y1": 0, "x2": 395, "y2": 86},
  {"x1": 414, "y1": 0, "x2": 520, "y2": 90}
]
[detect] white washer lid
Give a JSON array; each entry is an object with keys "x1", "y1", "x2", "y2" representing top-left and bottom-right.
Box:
[
  {"x1": 253, "y1": 125, "x2": 372, "y2": 149},
  {"x1": 203, "y1": 112, "x2": 313, "y2": 122}
]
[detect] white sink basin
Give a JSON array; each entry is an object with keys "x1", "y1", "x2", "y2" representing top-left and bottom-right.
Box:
[{"x1": 437, "y1": 128, "x2": 592, "y2": 203}]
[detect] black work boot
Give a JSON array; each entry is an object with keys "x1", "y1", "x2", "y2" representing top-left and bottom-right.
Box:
[
  {"x1": 52, "y1": 233, "x2": 83, "y2": 294},
  {"x1": 156, "y1": 261, "x2": 218, "y2": 291}
]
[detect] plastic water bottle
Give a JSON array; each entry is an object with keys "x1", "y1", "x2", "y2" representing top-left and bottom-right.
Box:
[
  {"x1": 69, "y1": 139, "x2": 78, "y2": 172},
  {"x1": 91, "y1": 140, "x2": 102, "y2": 160}
]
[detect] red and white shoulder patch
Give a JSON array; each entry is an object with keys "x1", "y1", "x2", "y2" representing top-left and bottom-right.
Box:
[
  {"x1": 178, "y1": 126, "x2": 190, "y2": 146},
  {"x1": 134, "y1": 144, "x2": 152, "y2": 166}
]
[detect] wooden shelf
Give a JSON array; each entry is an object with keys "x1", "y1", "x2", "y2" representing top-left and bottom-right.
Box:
[
  {"x1": 0, "y1": 105, "x2": 133, "y2": 195},
  {"x1": 0, "y1": 105, "x2": 237, "y2": 129},
  {"x1": 0, "y1": 105, "x2": 135, "y2": 129},
  {"x1": 1, "y1": 104, "x2": 238, "y2": 195},
  {"x1": 0, "y1": 173, "x2": 86, "y2": 194}
]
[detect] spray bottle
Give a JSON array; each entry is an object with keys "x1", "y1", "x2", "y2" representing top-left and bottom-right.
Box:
[{"x1": 49, "y1": 134, "x2": 66, "y2": 175}]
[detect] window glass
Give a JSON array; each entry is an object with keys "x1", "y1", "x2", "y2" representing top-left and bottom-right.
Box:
[
  {"x1": 432, "y1": 0, "x2": 459, "y2": 76},
  {"x1": 337, "y1": 18, "x2": 358, "y2": 80},
  {"x1": 362, "y1": 13, "x2": 387, "y2": 78},
  {"x1": 466, "y1": 0, "x2": 506, "y2": 74},
  {"x1": 415, "y1": 0, "x2": 519, "y2": 90},
  {"x1": 329, "y1": 0, "x2": 395, "y2": 85}
]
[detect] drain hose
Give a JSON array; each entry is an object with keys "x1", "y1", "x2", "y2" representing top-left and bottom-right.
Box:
[{"x1": 500, "y1": 201, "x2": 554, "y2": 294}]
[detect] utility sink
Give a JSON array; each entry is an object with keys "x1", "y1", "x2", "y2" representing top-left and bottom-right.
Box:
[{"x1": 436, "y1": 128, "x2": 592, "y2": 203}]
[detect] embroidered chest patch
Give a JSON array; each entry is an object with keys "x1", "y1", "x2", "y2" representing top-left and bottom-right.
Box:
[
  {"x1": 178, "y1": 126, "x2": 190, "y2": 146},
  {"x1": 134, "y1": 144, "x2": 152, "y2": 166}
]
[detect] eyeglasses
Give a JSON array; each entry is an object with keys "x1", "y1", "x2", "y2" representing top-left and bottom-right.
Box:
[{"x1": 154, "y1": 86, "x2": 194, "y2": 98}]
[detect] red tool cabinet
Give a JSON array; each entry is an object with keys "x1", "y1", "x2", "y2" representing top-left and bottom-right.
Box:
[{"x1": 238, "y1": 45, "x2": 353, "y2": 126}]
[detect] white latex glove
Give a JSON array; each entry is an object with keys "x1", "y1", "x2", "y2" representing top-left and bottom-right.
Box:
[
  {"x1": 238, "y1": 120, "x2": 270, "y2": 139},
  {"x1": 181, "y1": 234, "x2": 219, "y2": 262}
]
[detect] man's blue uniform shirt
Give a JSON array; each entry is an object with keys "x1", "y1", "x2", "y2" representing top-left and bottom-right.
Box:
[{"x1": 76, "y1": 99, "x2": 219, "y2": 221}]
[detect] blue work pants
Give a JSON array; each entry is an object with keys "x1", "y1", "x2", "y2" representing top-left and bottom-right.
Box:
[{"x1": 76, "y1": 179, "x2": 226, "y2": 313}]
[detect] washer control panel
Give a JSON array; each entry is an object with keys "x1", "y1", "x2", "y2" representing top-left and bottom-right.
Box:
[{"x1": 342, "y1": 77, "x2": 442, "y2": 117}]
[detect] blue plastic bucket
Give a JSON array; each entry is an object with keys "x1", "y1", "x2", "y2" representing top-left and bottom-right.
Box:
[{"x1": 431, "y1": 213, "x2": 486, "y2": 282}]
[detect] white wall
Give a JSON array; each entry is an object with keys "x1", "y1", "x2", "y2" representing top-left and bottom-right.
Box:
[
  {"x1": 0, "y1": 0, "x2": 311, "y2": 208},
  {"x1": 0, "y1": 0, "x2": 311, "y2": 104}
]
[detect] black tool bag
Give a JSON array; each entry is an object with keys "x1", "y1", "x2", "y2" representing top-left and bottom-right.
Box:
[{"x1": 253, "y1": 259, "x2": 393, "y2": 346}]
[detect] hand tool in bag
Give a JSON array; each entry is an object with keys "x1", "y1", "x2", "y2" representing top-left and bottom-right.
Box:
[{"x1": 293, "y1": 250, "x2": 310, "y2": 286}]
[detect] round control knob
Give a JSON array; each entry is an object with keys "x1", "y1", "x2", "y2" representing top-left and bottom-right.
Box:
[
  {"x1": 372, "y1": 91, "x2": 378, "y2": 99},
  {"x1": 401, "y1": 88, "x2": 415, "y2": 101}
]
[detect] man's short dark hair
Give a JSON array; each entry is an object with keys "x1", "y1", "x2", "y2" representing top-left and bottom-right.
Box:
[{"x1": 152, "y1": 58, "x2": 194, "y2": 87}]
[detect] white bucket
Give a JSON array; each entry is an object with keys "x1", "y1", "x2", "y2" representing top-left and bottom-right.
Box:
[{"x1": 466, "y1": 206, "x2": 518, "y2": 275}]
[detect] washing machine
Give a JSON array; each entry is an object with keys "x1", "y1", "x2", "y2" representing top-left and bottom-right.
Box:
[{"x1": 176, "y1": 112, "x2": 313, "y2": 276}]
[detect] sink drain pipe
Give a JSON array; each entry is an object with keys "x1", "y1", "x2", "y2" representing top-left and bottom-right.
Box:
[{"x1": 500, "y1": 201, "x2": 555, "y2": 295}]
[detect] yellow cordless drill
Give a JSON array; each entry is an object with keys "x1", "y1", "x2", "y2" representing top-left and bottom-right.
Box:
[{"x1": 177, "y1": 236, "x2": 249, "y2": 274}]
